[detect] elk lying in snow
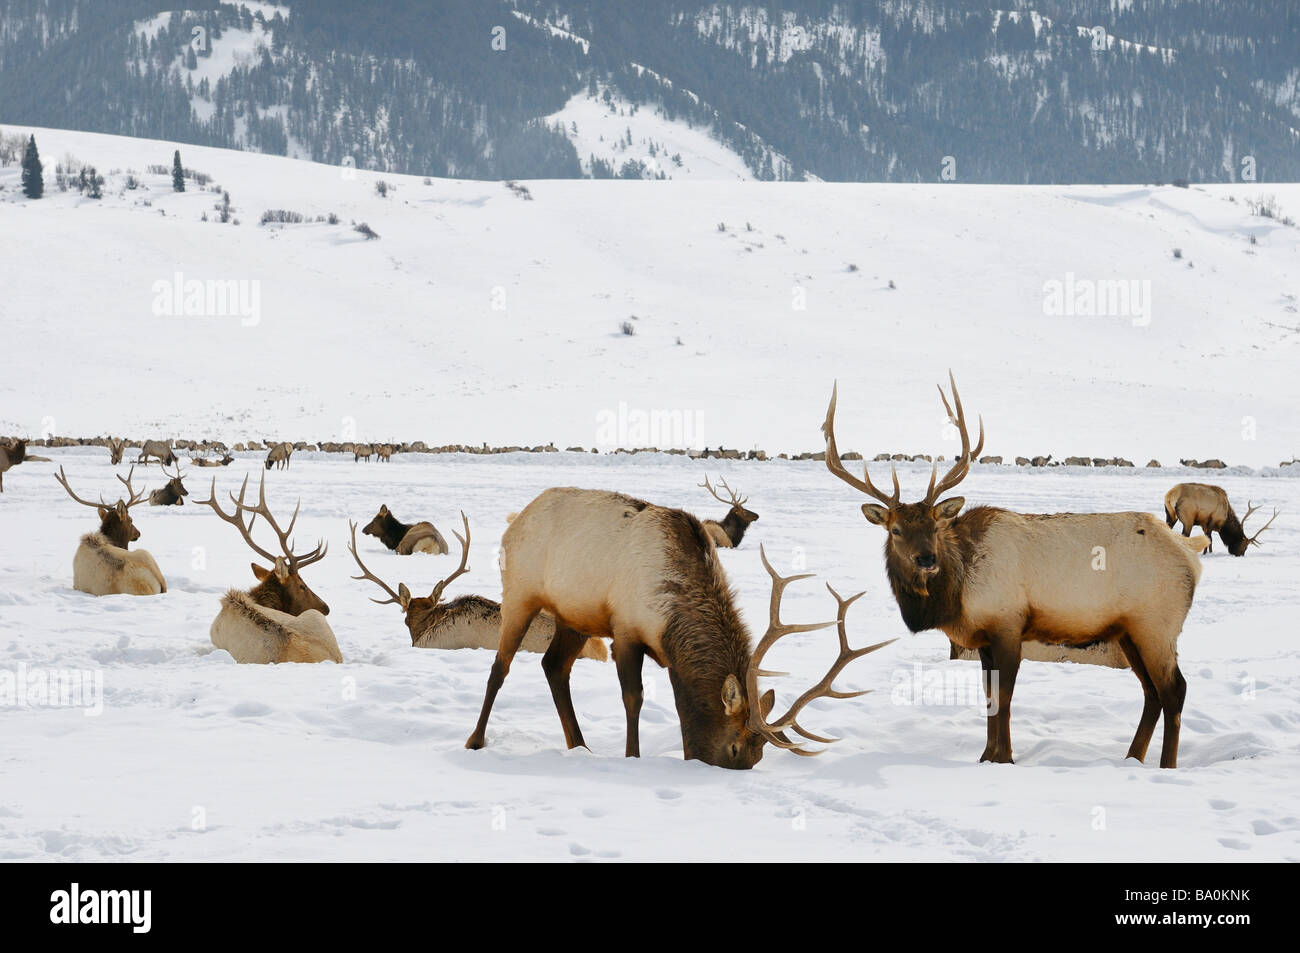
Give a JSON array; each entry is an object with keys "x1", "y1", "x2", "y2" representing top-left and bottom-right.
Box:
[
  {"x1": 1164, "y1": 483, "x2": 1278, "y2": 556},
  {"x1": 698, "y1": 476, "x2": 759, "y2": 548},
  {"x1": 107, "y1": 437, "x2": 127, "y2": 465},
  {"x1": 55, "y1": 466, "x2": 166, "y2": 596},
  {"x1": 361, "y1": 505, "x2": 449, "y2": 555},
  {"x1": 349, "y1": 517, "x2": 607, "y2": 659},
  {"x1": 464, "y1": 487, "x2": 892, "y2": 768},
  {"x1": 191, "y1": 452, "x2": 234, "y2": 467},
  {"x1": 198, "y1": 474, "x2": 340, "y2": 664},
  {"x1": 0, "y1": 438, "x2": 26, "y2": 492},
  {"x1": 148, "y1": 464, "x2": 189, "y2": 506},
  {"x1": 265, "y1": 442, "x2": 293, "y2": 470},
  {"x1": 136, "y1": 439, "x2": 176, "y2": 467},
  {"x1": 824, "y1": 373, "x2": 1209, "y2": 768}
]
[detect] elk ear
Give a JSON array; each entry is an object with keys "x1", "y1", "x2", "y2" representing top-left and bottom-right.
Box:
[
  {"x1": 97, "y1": 506, "x2": 109, "y2": 522},
  {"x1": 861, "y1": 503, "x2": 890, "y2": 526},
  {"x1": 721, "y1": 674, "x2": 744, "y2": 716},
  {"x1": 273, "y1": 556, "x2": 290, "y2": 582},
  {"x1": 250, "y1": 563, "x2": 271, "y2": 582},
  {"x1": 379, "y1": 504, "x2": 389, "y2": 515},
  {"x1": 933, "y1": 497, "x2": 965, "y2": 521},
  {"x1": 397, "y1": 583, "x2": 411, "y2": 607},
  {"x1": 759, "y1": 688, "x2": 775, "y2": 718}
]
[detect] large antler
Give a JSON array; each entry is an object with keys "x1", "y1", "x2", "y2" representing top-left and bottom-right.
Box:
[
  {"x1": 197, "y1": 472, "x2": 327, "y2": 570},
  {"x1": 822, "y1": 381, "x2": 901, "y2": 507},
  {"x1": 55, "y1": 465, "x2": 148, "y2": 510},
  {"x1": 1243, "y1": 501, "x2": 1280, "y2": 546},
  {"x1": 347, "y1": 520, "x2": 407, "y2": 608},
  {"x1": 428, "y1": 512, "x2": 471, "y2": 603},
  {"x1": 923, "y1": 370, "x2": 985, "y2": 505},
  {"x1": 745, "y1": 546, "x2": 896, "y2": 755},
  {"x1": 699, "y1": 475, "x2": 747, "y2": 508}
]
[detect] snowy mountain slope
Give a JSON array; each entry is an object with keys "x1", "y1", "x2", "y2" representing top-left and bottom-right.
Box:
[
  {"x1": 2, "y1": 125, "x2": 1299, "y2": 466},
  {"x1": 0, "y1": 449, "x2": 1296, "y2": 861}
]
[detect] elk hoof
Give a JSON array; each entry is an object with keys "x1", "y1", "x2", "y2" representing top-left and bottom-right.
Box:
[{"x1": 465, "y1": 734, "x2": 486, "y2": 750}]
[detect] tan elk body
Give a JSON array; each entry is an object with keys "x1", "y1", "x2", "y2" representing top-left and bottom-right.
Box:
[
  {"x1": 200, "y1": 474, "x2": 340, "y2": 664},
  {"x1": 824, "y1": 374, "x2": 1208, "y2": 768},
  {"x1": 56, "y1": 467, "x2": 167, "y2": 596},
  {"x1": 1164, "y1": 483, "x2": 1277, "y2": 555},
  {"x1": 464, "y1": 487, "x2": 891, "y2": 768}
]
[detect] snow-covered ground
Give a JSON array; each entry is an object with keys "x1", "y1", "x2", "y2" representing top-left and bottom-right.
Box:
[
  {"x1": 3, "y1": 126, "x2": 1298, "y2": 466},
  {"x1": 1, "y1": 449, "x2": 1296, "y2": 861}
]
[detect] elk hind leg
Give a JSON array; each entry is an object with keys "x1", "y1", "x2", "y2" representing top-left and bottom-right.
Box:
[
  {"x1": 541, "y1": 620, "x2": 592, "y2": 750},
  {"x1": 465, "y1": 603, "x2": 539, "y2": 750},
  {"x1": 1118, "y1": 635, "x2": 1161, "y2": 762},
  {"x1": 1127, "y1": 635, "x2": 1186, "y2": 769}
]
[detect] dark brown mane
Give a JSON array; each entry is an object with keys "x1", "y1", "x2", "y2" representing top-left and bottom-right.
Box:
[
  {"x1": 885, "y1": 505, "x2": 1002, "y2": 633},
  {"x1": 365, "y1": 508, "x2": 413, "y2": 551}
]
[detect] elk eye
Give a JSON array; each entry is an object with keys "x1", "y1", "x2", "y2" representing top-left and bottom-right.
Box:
[{"x1": 891, "y1": 528, "x2": 901, "y2": 536}]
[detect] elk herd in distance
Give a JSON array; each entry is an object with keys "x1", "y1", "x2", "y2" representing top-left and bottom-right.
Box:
[{"x1": 0, "y1": 376, "x2": 1287, "y2": 770}]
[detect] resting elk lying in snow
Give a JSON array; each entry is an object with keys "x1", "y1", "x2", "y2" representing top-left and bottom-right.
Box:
[
  {"x1": 0, "y1": 438, "x2": 26, "y2": 492},
  {"x1": 54, "y1": 466, "x2": 166, "y2": 596},
  {"x1": 265, "y1": 442, "x2": 293, "y2": 470},
  {"x1": 1164, "y1": 483, "x2": 1278, "y2": 556},
  {"x1": 349, "y1": 516, "x2": 607, "y2": 659},
  {"x1": 360, "y1": 504, "x2": 449, "y2": 555},
  {"x1": 148, "y1": 464, "x2": 189, "y2": 506},
  {"x1": 823, "y1": 373, "x2": 1209, "y2": 768},
  {"x1": 464, "y1": 487, "x2": 892, "y2": 768},
  {"x1": 190, "y1": 452, "x2": 234, "y2": 467},
  {"x1": 698, "y1": 476, "x2": 759, "y2": 548},
  {"x1": 198, "y1": 474, "x2": 340, "y2": 664}
]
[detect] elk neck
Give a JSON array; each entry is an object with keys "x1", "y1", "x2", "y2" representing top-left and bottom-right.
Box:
[
  {"x1": 885, "y1": 505, "x2": 1000, "y2": 634},
  {"x1": 372, "y1": 512, "x2": 413, "y2": 551},
  {"x1": 718, "y1": 508, "x2": 752, "y2": 546}
]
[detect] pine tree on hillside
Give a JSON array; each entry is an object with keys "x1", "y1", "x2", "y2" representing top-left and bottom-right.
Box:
[
  {"x1": 21, "y1": 135, "x2": 43, "y2": 199},
  {"x1": 172, "y1": 150, "x2": 185, "y2": 192}
]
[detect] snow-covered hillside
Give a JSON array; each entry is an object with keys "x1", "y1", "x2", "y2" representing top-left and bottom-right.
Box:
[{"x1": 2, "y1": 125, "x2": 1299, "y2": 467}]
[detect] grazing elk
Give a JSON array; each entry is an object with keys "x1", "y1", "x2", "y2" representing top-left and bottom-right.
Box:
[
  {"x1": 265, "y1": 442, "x2": 293, "y2": 470},
  {"x1": 107, "y1": 437, "x2": 128, "y2": 465},
  {"x1": 349, "y1": 517, "x2": 607, "y2": 659},
  {"x1": 824, "y1": 373, "x2": 1208, "y2": 768},
  {"x1": 354, "y1": 443, "x2": 374, "y2": 462},
  {"x1": 136, "y1": 439, "x2": 176, "y2": 467},
  {"x1": 698, "y1": 476, "x2": 760, "y2": 548},
  {"x1": 198, "y1": 474, "x2": 339, "y2": 664},
  {"x1": 54, "y1": 466, "x2": 166, "y2": 596},
  {"x1": 1163, "y1": 483, "x2": 1278, "y2": 556},
  {"x1": 148, "y1": 464, "x2": 189, "y2": 506},
  {"x1": 361, "y1": 504, "x2": 449, "y2": 555},
  {"x1": 464, "y1": 487, "x2": 892, "y2": 768},
  {"x1": 0, "y1": 438, "x2": 26, "y2": 492}
]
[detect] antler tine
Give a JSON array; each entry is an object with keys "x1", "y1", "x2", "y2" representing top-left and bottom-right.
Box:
[
  {"x1": 698, "y1": 476, "x2": 729, "y2": 506},
  {"x1": 117, "y1": 465, "x2": 149, "y2": 508},
  {"x1": 430, "y1": 512, "x2": 472, "y2": 603},
  {"x1": 226, "y1": 471, "x2": 323, "y2": 569},
  {"x1": 54, "y1": 466, "x2": 109, "y2": 509},
  {"x1": 347, "y1": 520, "x2": 405, "y2": 607},
  {"x1": 924, "y1": 370, "x2": 985, "y2": 505},
  {"x1": 1244, "y1": 501, "x2": 1280, "y2": 545},
  {"x1": 717, "y1": 476, "x2": 746, "y2": 508},
  {"x1": 197, "y1": 475, "x2": 281, "y2": 565},
  {"x1": 822, "y1": 381, "x2": 900, "y2": 507}
]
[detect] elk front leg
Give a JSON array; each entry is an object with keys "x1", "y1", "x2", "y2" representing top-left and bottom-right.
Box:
[
  {"x1": 978, "y1": 638, "x2": 1021, "y2": 764},
  {"x1": 465, "y1": 604, "x2": 539, "y2": 750},
  {"x1": 613, "y1": 641, "x2": 646, "y2": 757},
  {"x1": 541, "y1": 621, "x2": 591, "y2": 750},
  {"x1": 1118, "y1": 635, "x2": 1161, "y2": 763}
]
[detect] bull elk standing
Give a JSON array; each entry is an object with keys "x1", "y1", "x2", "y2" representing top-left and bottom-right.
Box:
[
  {"x1": 0, "y1": 438, "x2": 26, "y2": 492},
  {"x1": 265, "y1": 442, "x2": 293, "y2": 470},
  {"x1": 1163, "y1": 483, "x2": 1278, "y2": 556},
  {"x1": 360, "y1": 504, "x2": 449, "y2": 555},
  {"x1": 824, "y1": 373, "x2": 1208, "y2": 768},
  {"x1": 464, "y1": 487, "x2": 892, "y2": 768},
  {"x1": 136, "y1": 439, "x2": 176, "y2": 467},
  {"x1": 198, "y1": 474, "x2": 340, "y2": 664},
  {"x1": 698, "y1": 476, "x2": 759, "y2": 548},
  {"x1": 54, "y1": 466, "x2": 166, "y2": 596},
  {"x1": 349, "y1": 516, "x2": 606, "y2": 659},
  {"x1": 148, "y1": 464, "x2": 189, "y2": 506}
]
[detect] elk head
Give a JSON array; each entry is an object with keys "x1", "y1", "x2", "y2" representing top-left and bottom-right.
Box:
[
  {"x1": 198, "y1": 473, "x2": 330, "y2": 616},
  {"x1": 158, "y1": 463, "x2": 189, "y2": 504},
  {"x1": 823, "y1": 372, "x2": 984, "y2": 601},
  {"x1": 361, "y1": 504, "x2": 399, "y2": 539},
  {"x1": 699, "y1": 476, "x2": 759, "y2": 528},
  {"x1": 1230, "y1": 501, "x2": 1280, "y2": 556},
  {"x1": 55, "y1": 465, "x2": 148, "y2": 548},
  {"x1": 349, "y1": 513, "x2": 471, "y2": 643}
]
